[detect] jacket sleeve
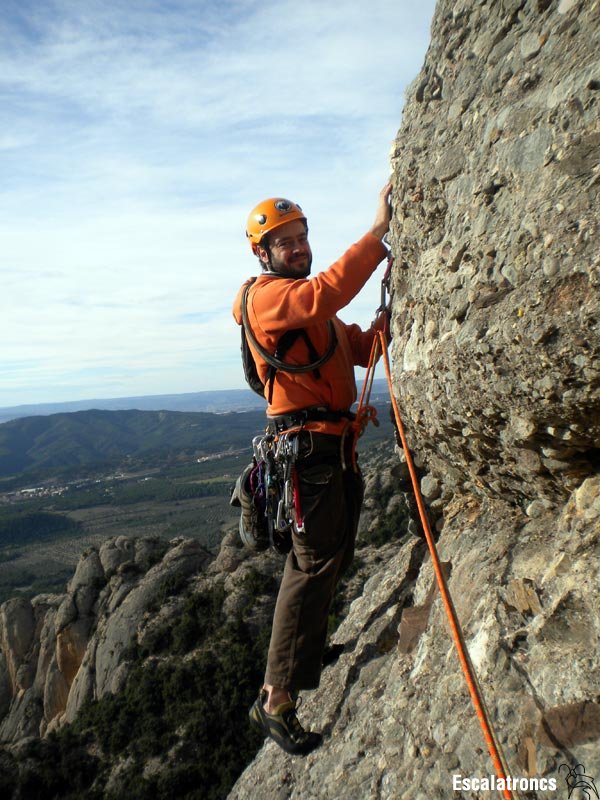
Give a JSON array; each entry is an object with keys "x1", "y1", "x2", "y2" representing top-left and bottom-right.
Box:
[
  {"x1": 251, "y1": 233, "x2": 388, "y2": 334},
  {"x1": 341, "y1": 322, "x2": 378, "y2": 368}
]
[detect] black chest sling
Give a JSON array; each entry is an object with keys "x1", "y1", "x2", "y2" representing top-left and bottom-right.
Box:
[{"x1": 240, "y1": 278, "x2": 338, "y2": 404}]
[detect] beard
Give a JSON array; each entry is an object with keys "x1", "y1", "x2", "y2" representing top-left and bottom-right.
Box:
[{"x1": 267, "y1": 251, "x2": 312, "y2": 278}]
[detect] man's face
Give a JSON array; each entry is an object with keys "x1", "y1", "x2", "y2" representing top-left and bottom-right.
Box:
[{"x1": 258, "y1": 219, "x2": 312, "y2": 278}]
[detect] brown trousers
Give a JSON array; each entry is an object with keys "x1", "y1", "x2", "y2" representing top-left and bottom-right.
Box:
[{"x1": 264, "y1": 432, "x2": 364, "y2": 690}]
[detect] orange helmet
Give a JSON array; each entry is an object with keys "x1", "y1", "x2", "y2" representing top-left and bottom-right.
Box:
[{"x1": 246, "y1": 198, "x2": 306, "y2": 254}]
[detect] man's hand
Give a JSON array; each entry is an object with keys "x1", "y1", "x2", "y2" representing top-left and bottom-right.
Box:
[
  {"x1": 372, "y1": 309, "x2": 391, "y2": 343},
  {"x1": 369, "y1": 182, "x2": 393, "y2": 240}
]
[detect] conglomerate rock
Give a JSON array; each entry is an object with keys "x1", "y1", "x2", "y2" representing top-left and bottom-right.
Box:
[
  {"x1": 229, "y1": 1, "x2": 599, "y2": 798},
  {"x1": 387, "y1": 0, "x2": 598, "y2": 510}
]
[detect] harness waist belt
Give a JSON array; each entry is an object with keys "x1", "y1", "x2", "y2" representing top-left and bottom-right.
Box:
[{"x1": 269, "y1": 407, "x2": 355, "y2": 433}]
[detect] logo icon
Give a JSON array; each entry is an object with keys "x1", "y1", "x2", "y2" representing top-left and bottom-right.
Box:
[{"x1": 560, "y1": 764, "x2": 599, "y2": 800}]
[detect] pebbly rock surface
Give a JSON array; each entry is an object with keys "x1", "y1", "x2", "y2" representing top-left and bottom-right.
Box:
[
  {"x1": 229, "y1": 1, "x2": 599, "y2": 798},
  {"x1": 387, "y1": 0, "x2": 598, "y2": 511},
  {"x1": 0, "y1": 536, "x2": 211, "y2": 741}
]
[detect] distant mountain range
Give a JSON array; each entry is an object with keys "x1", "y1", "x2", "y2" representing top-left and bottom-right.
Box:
[
  {"x1": 0, "y1": 380, "x2": 389, "y2": 425},
  {"x1": 0, "y1": 408, "x2": 267, "y2": 478},
  {"x1": 0, "y1": 389, "x2": 266, "y2": 425},
  {"x1": 0, "y1": 381, "x2": 393, "y2": 478}
]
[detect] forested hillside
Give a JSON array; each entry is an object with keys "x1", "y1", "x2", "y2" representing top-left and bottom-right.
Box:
[{"x1": 0, "y1": 409, "x2": 266, "y2": 477}]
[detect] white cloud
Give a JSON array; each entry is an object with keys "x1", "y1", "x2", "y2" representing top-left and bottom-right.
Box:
[{"x1": 0, "y1": 0, "x2": 436, "y2": 406}]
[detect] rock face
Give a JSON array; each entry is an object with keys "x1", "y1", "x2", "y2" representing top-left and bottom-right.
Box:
[
  {"x1": 229, "y1": 479, "x2": 599, "y2": 800},
  {"x1": 229, "y1": 1, "x2": 599, "y2": 798},
  {"x1": 388, "y1": 0, "x2": 598, "y2": 510},
  {"x1": 0, "y1": 536, "x2": 210, "y2": 741}
]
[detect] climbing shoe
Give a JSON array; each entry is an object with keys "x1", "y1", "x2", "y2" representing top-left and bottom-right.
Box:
[{"x1": 249, "y1": 689, "x2": 322, "y2": 756}]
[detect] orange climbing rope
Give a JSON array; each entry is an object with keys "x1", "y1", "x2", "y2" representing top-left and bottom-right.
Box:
[
  {"x1": 362, "y1": 327, "x2": 516, "y2": 800},
  {"x1": 342, "y1": 332, "x2": 382, "y2": 471}
]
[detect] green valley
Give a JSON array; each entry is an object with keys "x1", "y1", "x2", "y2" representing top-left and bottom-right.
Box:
[{"x1": 0, "y1": 405, "x2": 395, "y2": 603}]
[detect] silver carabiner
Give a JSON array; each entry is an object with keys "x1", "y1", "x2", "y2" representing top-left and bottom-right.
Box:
[
  {"x1": 276, "y1": 497, "x2": 288, "y2": 531},
  {"x1": 252, "y1": 435, "x2": 264, "y2": 462},
  {"x1": 284, "y1": 478, "x2": 294, "y2": 509},
  {"x1": 290, "y1": 435, "x2": 299, "y2": 459},
  {"x1": 275, "y1": 433, "x2": 287, "y2": 462}
]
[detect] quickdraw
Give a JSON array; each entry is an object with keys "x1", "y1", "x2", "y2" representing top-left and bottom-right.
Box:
[{"x1": 378, "y1": 250, "x2": 394, "y2": 315}]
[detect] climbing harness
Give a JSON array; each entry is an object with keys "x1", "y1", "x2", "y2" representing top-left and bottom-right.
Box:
[{"x1": 232, "y1": 405, "x2": 361, "y2": 553}]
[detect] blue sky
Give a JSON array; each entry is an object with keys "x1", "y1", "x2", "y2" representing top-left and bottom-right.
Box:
[{"x1": 1, "y1": 0, "x2": 436, "y2": 407}]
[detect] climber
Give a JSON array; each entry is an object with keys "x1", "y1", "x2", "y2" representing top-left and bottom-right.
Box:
[{"x1": 232, "y1": 183, "x2": 392, "y2": 755}]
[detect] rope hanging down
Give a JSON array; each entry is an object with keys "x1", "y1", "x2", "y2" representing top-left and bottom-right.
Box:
[{"x1": 356, "y1": 323, "x2": 519, "y2": 800}]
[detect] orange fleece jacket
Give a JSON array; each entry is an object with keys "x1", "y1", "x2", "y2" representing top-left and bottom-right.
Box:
[{"x1": 232, "y1": 232, "x2": 388, "y2": 434}]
